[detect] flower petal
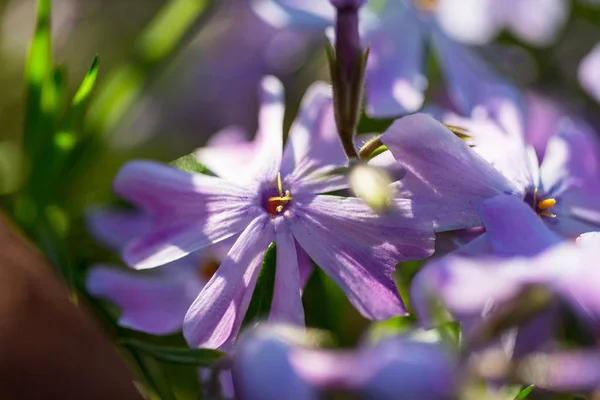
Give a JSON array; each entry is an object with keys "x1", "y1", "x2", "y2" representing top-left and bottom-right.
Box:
[
  {"x1": 183, "y1": 215, "x2": 273, "y2": 348},
  {"x1": 436, "y1": 0, "x2": 501, "y2": 45},
  {"x1": 579, "y1": 43, "x2": 600, "y2": 105},
  {"x1": 363, "y1": 5, "x2": 428, "y2": 117},
  {"x1": 86, "y1": 265, "x2": 193, "y2": 334},
  {"x1": 296, "y1": 240, "x2": 314, "y2": 289},
  {"x1": 281, "y1": 82, "x2": 345, "y2": 177},
  {"x1": 86, "y1": 208, "x2": 153, "y2": 252},
  {"x1": 432, "y1": 26, "x2": 522, "y2": 117},
  {"x1": 193, "y1": 126, "x2": 256, "y2": 182},
  {"x1": 270, "y1": 220, "x2": 305, "y2": 325},
  {"x1": 540, "y1": 119, "x2": 600, "y2": 236},
  {"x1": 115, "y1": 161, "x2": 259, "y2": 269},
  {"x1": 480, "y1": 195, "x2": 562, "y2": 256},
  {"x1": 381, "y1": 113, "x2": 518, "y2": 231},
  {"x1": 290, "y1": 195, "x2": 434, "y2": 320},
  {"x1": 524, "y1": 93, "x2": 565, "y2": 161},
  {"x1": 506, "y1": 0, "x2": 569, "y2": 46},
  {"x1": 251, "y1": 0, "x2": 334, "y2": 30},
  {"x1": 249, "y1": 76, "x2": 285, "y2": 182}
]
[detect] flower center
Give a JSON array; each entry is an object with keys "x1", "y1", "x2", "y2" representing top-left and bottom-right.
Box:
[
  {"x1": 527, "y1": 188, "x2": 557, "y2": 218},
  {"x1": 197, "y1": 258, "x2": 220, "y2": 281},
  {"x1": 415, "y1": 0, "x2": 438, "y2": 12},
  {"x1": 263, "y1": 173, "x2": 293, "y2": 215}
]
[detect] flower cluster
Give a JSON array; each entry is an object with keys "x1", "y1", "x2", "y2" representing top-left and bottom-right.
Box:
[{"x1": 84, "y1": 1, "x2": 600, "y2": 399}]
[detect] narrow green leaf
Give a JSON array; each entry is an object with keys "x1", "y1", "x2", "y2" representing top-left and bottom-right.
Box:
[
  {"x1": 170, "y1": 153, "x2": 213, "y2": 175},
  {"x1": 515, "y1": 385, "x2": 535, "y2": 399},
  {"x1": 121, "y1": 339, "x2": 227, "y2": 366},
  {"x1": 73, "y1": 55, "x2": 100, "y2": 107},
  {"x1": 24, "y1": 0, "x2": 53, "y2": 155},
  {"x1": 240, "y1": 242, "x2": 277, "y2": 330}
]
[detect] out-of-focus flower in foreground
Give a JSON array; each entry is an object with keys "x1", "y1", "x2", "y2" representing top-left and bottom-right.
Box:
[
  {"x1": 232, "y1": 323, "x2": 457, "y2": 400},
  {"x1": 112, "y1": 77, "x2": 435, "y2": 349},
  {"x1": 579, "y1": 43, "x2": 600, "y2": 105},
  {"x1": 252, "y1": 0, "x2": 519, "y2": 118}
]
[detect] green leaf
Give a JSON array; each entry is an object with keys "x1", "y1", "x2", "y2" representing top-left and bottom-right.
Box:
[
  {"x1": 121, "y1": 339, "x2": 227, "y2": 366},
  {"x1": 240, "y1": 242, "x2": 277, "y2": 330},
  {"x1": 170, "y1": 153, "x2": 213, "y2": 175},
  {"x1": 23, "y1": 0, "x2": 53, "y2": 156},
  {"x1": 73, "y1": 56, "x2": 100, "y2": 107},
  {"x1": 515, "y1": 385, "x2": 535, "y2": 399}
]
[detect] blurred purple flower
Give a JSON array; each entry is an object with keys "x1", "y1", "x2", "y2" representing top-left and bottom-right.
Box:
[
  {"x1": 437, "y1": 0, "x2": 569, "y2": 46},
  {"x1": 232, "y1": 323, "x2": 457, "y2": 400},
  {"x1": 112, "y1": 77, "x2": 435, "y2": 348},
  {"x1": 252, "y1": 0, "x2": 520, "y2": 118},
  {"x1": 412, "y1": 195, "x2": 600, "y2": 345},
  {"x1": 579, "y1": 44, "x2": 600, "y2": 105}
]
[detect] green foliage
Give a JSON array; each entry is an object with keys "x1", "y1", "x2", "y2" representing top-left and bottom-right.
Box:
[
  {"x1": 241, "y1": 242, "x2": 277, "y2": 330},
  {"x1": 170, "y1": 153, "x2": 213, "y2": 175},
  {"x1": 121, "y1": 339, "x2": 227, "y2": 366},
  {"x1": 515, "y1": 385, "x2": 535, "y2": 399}
]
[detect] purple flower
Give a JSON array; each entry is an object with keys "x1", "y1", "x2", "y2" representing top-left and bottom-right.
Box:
[
  {"x1": 438, "y1": 98, "x2": 600, "y2": 238},
  {"x1": 436, "y1": 0, "x2": 569, "y2": 46},
  {"x1": 85, "y1": 125, "x2": 263, "y2": 335},
  {"x1": 579, "y1": 44, "x2": 600, "y2": 105},
  {"x1": 252, "y1": 0, "x2": 519, "y2": 118},
  {"x1": 232, "y1": 323, "x2": 457, "y2": 400},
  {"x1": 412, "y1": 195, "x2": 600, "y2": 345},
  {"x1": 113, "y1": 77, "x2": 435, "y2": 348}
]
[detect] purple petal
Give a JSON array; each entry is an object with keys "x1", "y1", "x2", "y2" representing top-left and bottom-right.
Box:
[
  {"x1": 270, "y1": 220, "x2": 305, "y2": 325},
  {"x1": 183, "y1": 215, "x2": 273, "y2": 348},
  {"x1": 248, "y1": 76, "x2": 285, "y2": 182},
  {"x1": 296, "y1": 241, "x2": 314, "y2": 289},
  {"x1": 363, "y1": 5, "x2": 428, "y2": 117},
  {"x1": 381, "y1": 113, "x2": 518, "y2": 231},
  {"x1": 114, "y1": 161, "x2": 259, "y2": 269},
  {"x1": 290, "y1": 195, "x2": 434, "y2": 320},
  {"x1": 233, "y1": 324, "x2": 317, "y2": 400},
  {"x1": 432, "y1": 26, "x2": 522, "y2": 117},
  {"x1": 539, "y1": 119, "x2": 600, "y2": 236},
  {"x1": 86, "y1": 265, "x2": 193, "y2": 334},
  {"x1": 579, "y1": 44, "x2": 600, "y2": 104},
  {"x1": 281, "y1": 82, "x2": 347, "y2": 175},
  {"x1": 251, "y1": 0, "x2": 334, "y2": 30},
  {"x1": 524, "y1": 93, "x2": 565, "y2": 161},
  {"x1": 86, "y1": 207, "x2": 153, "y2": 252},
  {"x1": 193, "y1": 126, "x2": 256, "y2": 182},
  {"x1": 518, "y1": 350, "x2": 600, "y2": 392},
  {"x1": 506, "y1": 0, "x2": 569, "y2": 45},
  {"x1": 436, "y1": 0, "x2": 501, "y2": 45},
  {"x1": 480, "y1": 195, "x2": 562, "y2": 256}
]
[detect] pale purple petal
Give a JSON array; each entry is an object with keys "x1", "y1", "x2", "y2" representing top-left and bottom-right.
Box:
[
  {"x1": 506, "y1": 0, "x2": 569, "y2": 46},
  {"x1": 479, "y1": 195, "x2": 562, "y2": 256},
  {"x1": 579, "y1": 44, "x2": 600, "y2": 104},
  {"x1": 86, "y1": 208, "x2": 153, "y2": 252},
  {"x1": 248, "y1": 76, "x2": 285, "y2": 182},
  {"x1": 87, "y1": 265, "x2": 192, "y2": 334},
  {"x1": 524, "y1": 93, "x2": 565, "y2": 160},
  {"x1": 252, "y1": 0, "x2": 334, "y2": 30},
  {"x1": 363, "y1": 5, "x2": 428, "y2": 117},
  {"x1": 289, "y1": 195, "x2": 434, "y2": 320},
  {"x1": 114, "y1": 161, "x2": 259, "y2": 269},
  {"x1": 539, "y1": 119, "x2": 600, "y2": 236},
  {"x1": 381, "y1": 114, "x2": 518, "y2": 231},
  {"x1": 432, "y1": 26, "x2": 522, "y2": 117},
  {"x1": 193, "y1": 126, "x2": 256, "y2": 182},
  {"x1": 233, "y1": 325, "x2": 317, "y2": 400},
  {"x1": 270, "y1": 219, "x2": 305, "y2": 325},
  {"x1": 296, "y1": 241, "x2": 314, "y2": 289},
  {"x1": 281, "y1": 82, "x2": 346, "y2": 178},
  {"x1": 436, "y1": 0, "x2": 501, "y2": 45},
  {"x1": 183, "y1": 215, "x2": 273, "y2": 349}
]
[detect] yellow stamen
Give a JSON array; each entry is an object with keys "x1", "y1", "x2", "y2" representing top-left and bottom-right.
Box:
[
  {"x1": 539, "y1": 212, "x2": 557, "y2": 218},
  {"x1": 268, "y1": 173, "x2": 293, "y2": 214},
  {"x1": 537, "y1": 198, "x2": 556, "y2": 210},
  {"x1": 532, "y1": 188, "x2": 538, "y2": 209}
]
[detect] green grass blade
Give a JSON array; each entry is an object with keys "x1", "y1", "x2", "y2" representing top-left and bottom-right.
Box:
[{"x1": 121, "y1": 339, "x2": 227, "y2": 366}]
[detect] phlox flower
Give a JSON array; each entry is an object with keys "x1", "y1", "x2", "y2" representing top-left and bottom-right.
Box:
[
  {"x1": 113, "y1": 77, "x2": 434, "y2": 349},
  {"x1": 232, "y1": 323, "x2": 457, "y2": 400},
  {"x1": 252, "y1": 0, "x2": 518, "y2": 118},
  {"x1": 412, "y1": 195, "x2": 600, "y2": 352},
  {"x1": 579, "y1": 43, "x2": 600, "y2": 105}
]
